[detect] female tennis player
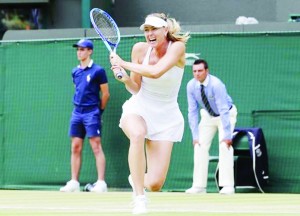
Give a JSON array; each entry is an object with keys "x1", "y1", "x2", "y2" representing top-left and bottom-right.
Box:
[{"x1": 110, "y1": 13, "x2": 190, "y2": 214}]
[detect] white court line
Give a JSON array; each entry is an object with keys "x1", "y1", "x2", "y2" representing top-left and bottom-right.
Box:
[{"x1": 0, "y1": 205, "x2": 299, "y2": 214}]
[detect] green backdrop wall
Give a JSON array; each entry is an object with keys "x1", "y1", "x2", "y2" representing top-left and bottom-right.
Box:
[{"x1": 0, "y1": 32, "x2": 300, "y2": 193}]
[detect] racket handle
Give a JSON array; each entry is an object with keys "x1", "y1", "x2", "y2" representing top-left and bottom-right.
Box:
[{"x1": 116, "y1": 71, "x2": 123, "y2": 79}]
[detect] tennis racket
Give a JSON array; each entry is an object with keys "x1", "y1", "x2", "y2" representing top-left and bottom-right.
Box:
[{"x1": 90, "y1": 8, "x2": 123, "y2": 79}]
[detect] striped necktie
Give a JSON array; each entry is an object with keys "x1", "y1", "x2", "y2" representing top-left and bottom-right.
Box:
[{"x1": 201, "y1": 84, "x2": 218, "y2": 117}]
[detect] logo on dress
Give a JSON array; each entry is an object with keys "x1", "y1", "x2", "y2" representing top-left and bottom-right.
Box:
[{"x1": 87, "y1": 74, "x2": 91, "y2": 82}]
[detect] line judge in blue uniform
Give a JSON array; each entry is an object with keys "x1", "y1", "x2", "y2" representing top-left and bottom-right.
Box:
[{"x1": 60, "y1": 39, "x2": 110, "y2": 193}]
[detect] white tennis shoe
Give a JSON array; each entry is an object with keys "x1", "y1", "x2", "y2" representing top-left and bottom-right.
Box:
[
  {"x1": 59, "y1": 180, "x2": 80, "y2": 192},
  {"x1": 91, "y1": 180, "x2": 107, "y2": 193},
  {"x1": 132, "y1": 195, "x2": 147, "y2": 214}
]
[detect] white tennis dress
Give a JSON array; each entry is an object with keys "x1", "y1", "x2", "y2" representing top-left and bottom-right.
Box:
[{"x1": 119, "y1": 43, "x2": 184, "y2": 142}]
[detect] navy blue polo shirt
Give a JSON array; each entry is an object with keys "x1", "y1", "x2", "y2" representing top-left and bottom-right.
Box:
[{"x1": 72, "y1": 60, "x2": 108, "y2": 107}]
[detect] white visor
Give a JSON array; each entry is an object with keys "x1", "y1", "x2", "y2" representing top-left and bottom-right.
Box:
[{"x1": 140, "y1": 16, "x2": 168, "y2": 30}]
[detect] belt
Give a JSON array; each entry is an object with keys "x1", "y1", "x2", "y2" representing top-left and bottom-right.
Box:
[{"x1": 74, "y1": 106, "x2": 98, "y2": 113}]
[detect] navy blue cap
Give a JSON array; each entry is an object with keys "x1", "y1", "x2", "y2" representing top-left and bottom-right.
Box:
[{"x1": 73, "y1": 39, "x2": 93, "y2": 50}]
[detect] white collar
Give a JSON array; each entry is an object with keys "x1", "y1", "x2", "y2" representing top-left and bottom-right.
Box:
[{"x1": 78, "y1": 59, "x2": 93, "y2": 68}]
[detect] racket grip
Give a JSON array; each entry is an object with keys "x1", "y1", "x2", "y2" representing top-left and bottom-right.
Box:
[{"x1": 116, "y1": 72, "x2": 123, "y2": 79}]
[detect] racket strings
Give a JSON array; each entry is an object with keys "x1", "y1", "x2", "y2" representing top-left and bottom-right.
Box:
[{"x1": 92, "y1": 12, "x2": 119, "y2": 44}]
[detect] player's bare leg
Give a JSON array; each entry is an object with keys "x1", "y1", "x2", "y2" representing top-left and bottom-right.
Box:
[
  {"x1": 121, "y1": 114, "x2": 148, "y2": 214},
  {"x1": 144, "y1": 140, "x2": 173, "y2": 191},
  {"x1": 121, "y1": 114, "x2": 147, "y2": 196}
]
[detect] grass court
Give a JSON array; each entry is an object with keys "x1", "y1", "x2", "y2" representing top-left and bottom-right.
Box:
[{"x1": 0, "y1": 190, "x2": 299, "y2": 215}]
